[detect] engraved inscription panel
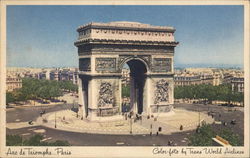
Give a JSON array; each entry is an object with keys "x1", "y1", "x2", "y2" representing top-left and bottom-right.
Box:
[
  {"x1": 153, "y1": 58, "x2": 171, "y2": 72},
  {"x1": 96, "y1": 58, "x2": 116, "y2": 72}
]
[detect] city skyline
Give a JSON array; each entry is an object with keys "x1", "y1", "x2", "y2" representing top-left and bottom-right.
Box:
[{"x1": 7, "y1": 5, "x2": 244, "y2": 68}]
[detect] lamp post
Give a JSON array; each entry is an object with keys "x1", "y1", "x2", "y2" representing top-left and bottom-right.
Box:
[
  {"x1": 130, "y1": 114, "x2": 133, "y2": 134},
  {"x1": 149, "y1": 123, "x2": 153, "y2": 136},
  {"x1": 55, "y1": 112, "x2": 57, "y2": 128},
  {"x1": 198, "y1": 105, "x2": 200, "y2": 127}
]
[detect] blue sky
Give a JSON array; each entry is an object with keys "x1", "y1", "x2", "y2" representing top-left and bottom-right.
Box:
[{"x1": 7, "y1": 5, "x2": 244, "y2": 68}]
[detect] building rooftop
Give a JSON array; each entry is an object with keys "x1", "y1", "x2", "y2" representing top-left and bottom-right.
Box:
[{"x1": 77, "y1": 21, "x2": 175, "y2": 32}]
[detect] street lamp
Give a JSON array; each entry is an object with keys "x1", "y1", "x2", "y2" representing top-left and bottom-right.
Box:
[
  {"x1": 197, "y1": 105, "x2": 200, "y2": 127},
  {"x1": 55, "y1": 112, "x2": 57, "y2": 128},
  {"x1": 150, "y1": 124, "x2": 153, "y2": 136},
  {"x1": 130, "y1": 113, "x2": 133, "y2": 134}
]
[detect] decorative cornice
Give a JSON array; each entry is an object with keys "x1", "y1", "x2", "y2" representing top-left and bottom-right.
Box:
[
  {"x1": 74, "y1": 39, "x2": 179, "y2": 47},
  {"x1": 77, "y1": 22, "x2": 176, "y2": 33},
  {"x1": 78, "y1": 72, "x2": 122, "y2": 78}
]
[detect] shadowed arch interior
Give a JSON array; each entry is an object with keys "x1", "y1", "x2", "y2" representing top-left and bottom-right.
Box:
[{"x1": 126, "y1": 59, "x2": 147, "y2": 114}]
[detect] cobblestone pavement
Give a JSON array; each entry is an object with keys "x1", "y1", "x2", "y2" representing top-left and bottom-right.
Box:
[{"x1": 34, "y1": 108, "x2": 214, "y2": 135}]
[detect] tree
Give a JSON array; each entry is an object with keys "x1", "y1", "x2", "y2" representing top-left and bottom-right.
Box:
[
  {"x1": 122, "y1": 85, "x2": 130, "y2": 98},
  {"x1": 188, "y1": 122, "x2": 216, "y2": 146},
  {"x1": 6, "y1": 134, "x2": 70, "y2": 146},
  {"x1": 174, "y1": 86, "x2": 183, "y2": 99},
  {"x1": 6, "y1": 135, "x2": 23, "y2": 146},
  {"x1": 23, "y1": 134, "x2": 44, "y2": 146},
  {"x1": 219, "y1": 128, "x2": 242, "y2": 146},
  {"x1": 6, "y1": 92, "x2": 15, "y2": 104},
  {"x1": 174, "y1": 83, "x2": 243, "y2": 104},
  {"x1": 7, "y1": 78, "x2": 79, "y2": 104},
  {"x1": 216, "y1": 84, "x2": 232, "y2": 103},
  {"x1": 188, "y1": 122, "x2": 243, "y2": 146}
]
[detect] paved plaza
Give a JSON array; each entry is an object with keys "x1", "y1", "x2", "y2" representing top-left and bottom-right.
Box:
[{"x1": 31, "y1": 108, "x2": 214, "y2": 135}]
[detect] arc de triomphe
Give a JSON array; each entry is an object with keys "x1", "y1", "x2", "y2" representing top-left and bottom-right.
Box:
[{"x1": 74, "y1": 21, "x2": 179, "y2": 121}]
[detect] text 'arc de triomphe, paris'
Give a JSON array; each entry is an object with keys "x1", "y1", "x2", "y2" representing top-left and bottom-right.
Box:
[{"x1": 74, "y1": 21, "x2": 179, "y2": 121}]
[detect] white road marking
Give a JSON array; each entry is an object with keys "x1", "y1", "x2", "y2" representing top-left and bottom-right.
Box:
[
  {"x1": 33, "y1": 129, "x2": 46, "y2": 133},
  {"x1": 21, "y1": 133, "x2": 30, "y2": 136},
  {"x1": 41, "y1": 137, "x2": 52, "y2": 142}
]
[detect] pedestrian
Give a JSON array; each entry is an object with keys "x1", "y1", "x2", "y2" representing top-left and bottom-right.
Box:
[
  {"x1": 28, "y1": 120, "x2": 33, "y2": 125},
  {"x1": 158, "y1": 127, "x2": 162, "y2": 132},
  {"x1": 156, "y1": 132, "x2": 159, "y2": 136},
  {"x1": 168, "y1": 141, "x2": 173, "y2": 146},
  {"x1": 180, "y1": 125, "x2": 183, "y2": 131}
]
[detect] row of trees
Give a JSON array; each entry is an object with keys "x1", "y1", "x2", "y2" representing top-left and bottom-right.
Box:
[
  {"x1": 6, "y1": 78, "x2": 78, "y2": 104},
  {"x1": 122, "y1": 83, "x2": 243, "y2": 104},
  {"x1": 188, "y1": 122, "x2": 242, "y2": 146},
  {"x1": 174, "y1": 84, "x2": 243, "y2": 104}
]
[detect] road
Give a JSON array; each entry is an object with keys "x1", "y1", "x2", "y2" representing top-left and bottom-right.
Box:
[
  {"x1": 6, "y1": 104, "x2": 72, "y2": 123},
  {"x1": 6, "y1": 125, "x2": 193, "y2": 146},
  {"x1": 6, "y1": 103, "x2": 244, "y2": 146}
]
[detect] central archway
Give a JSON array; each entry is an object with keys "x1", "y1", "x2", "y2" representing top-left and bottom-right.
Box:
[{"x1": 123, "y1": 59, "x2": 147, "y2": 114}]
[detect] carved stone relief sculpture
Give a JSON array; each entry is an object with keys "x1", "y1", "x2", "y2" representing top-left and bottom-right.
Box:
[
  {"x1": 96, "y1": 58, "x2": 116, "y2": 72},
  {"x1": 154, "y1": 79, "x2": 169, "y2": 104},
  {"x1": 98, "y1": 82, "x2": 114, "y2": 108}
]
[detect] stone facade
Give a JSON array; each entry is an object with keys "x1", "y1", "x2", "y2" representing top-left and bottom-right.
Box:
[
  {"x1": 6, "y1": 75, "x2": 22, "y2": 92},
  {"x1": 75, "y1": 21, "x2": 178, "y2": 121}
]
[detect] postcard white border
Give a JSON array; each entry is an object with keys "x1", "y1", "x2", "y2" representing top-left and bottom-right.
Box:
[{"x1": 0, "y1": 0, "x2": 249, "y2": 157}]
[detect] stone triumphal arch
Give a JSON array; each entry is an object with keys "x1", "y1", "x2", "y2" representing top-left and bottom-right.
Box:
[{"x1": 74, "y1": 21, "x2": 179, "y2": 121}]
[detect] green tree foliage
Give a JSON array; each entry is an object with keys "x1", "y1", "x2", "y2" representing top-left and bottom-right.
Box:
[
  {"x1": 59, "y1": 80, "x2": 78, "y2": 93},
  {"x1": 188, "y1": 123, "x2": 242, "y2": 146},
  {"x1": 6, "y1": 134, "x2": 70, "y2": 146},
  {"x1": 219, "y1": 128, "x2": 242, "y2": 146},
  {"x1": 174, "y1": 84, "x2": 244, "y2": 103},
  {"x1": 188, "y1": 122, "x2": 216, "y2": 146},
  {"x1": 6, "y1": 135, "x2": 23, "y2": 146},
  {"x1": 6, "y1": 78, "x2": 78, "y2": 104},
  {"x1": 122, "y1": 85, "x2": 130, "y2": 98},
  {"x1": 23, "y1": 134, "x2": 44, "y2": 146},
  {"x1": 6, "y1": 92, "x2": 15, "y2": 104}
]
